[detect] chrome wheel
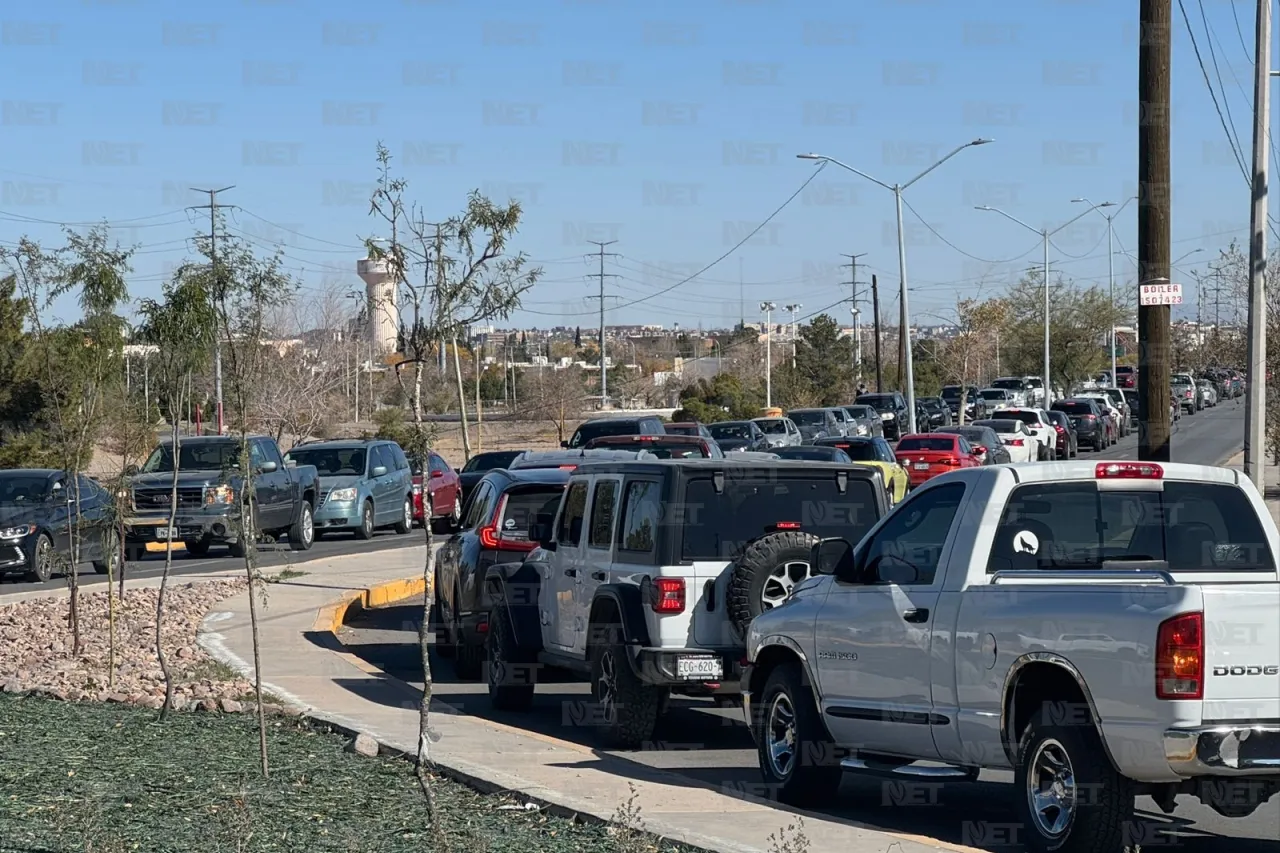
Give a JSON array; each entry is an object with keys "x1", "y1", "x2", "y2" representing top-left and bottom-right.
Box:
[
  {"x1": 760, "y1": 560, "x2": 812, "y2": 610},
  {"x1": 1026, "y1": 737, "x2": 1077, "y2": 840},
  {"x1": 594, "y1": 649, "x2": 618, "y2": 723},
  {"x1": 34, "y1": 535, "x2": 54, "y2": 581},
  {"x1": 450, "y1": 495, "x2": 462, "y2": 525},
  {"x1": 362, "y1": 504, "x2": 373, "y2": 536},
  {"x1": 403, "y1": 499, "x2": 412, "y2": 529},
  {"x1": 765, "y1": 692, "x2": 797, "y2": 779},
  {"x1": 300, "y1": 503, "x2": 314, "y2": 545}
]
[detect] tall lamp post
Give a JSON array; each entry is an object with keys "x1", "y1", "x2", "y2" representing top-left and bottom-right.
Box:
[
  {"x1": 1073, "y1": 197, "x2": 1136, "y2": 383},
  {"x1": 975, "y1": 204, "x2": 1100, "y2": 404},
  {"x1": 784, "y1": 303, "x2": 802, "y2": 367},
  {"x1": 797, "y1": 138, "x2": 992, "y2": 434},
  {"x1": 761, "y1": 301, "x2": 777, "y2": 407}
]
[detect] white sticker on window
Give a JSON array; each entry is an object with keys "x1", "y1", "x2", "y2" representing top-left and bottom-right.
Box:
[{"x1": 1013, "y1": 530, "x2": 1040, "y2": 555}]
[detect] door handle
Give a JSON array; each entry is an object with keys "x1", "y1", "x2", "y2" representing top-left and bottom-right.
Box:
[
  {"x1": 590, "y1": 571, "x2": 606, "y2": 581},
  {"x1": 564, "y1": 569, "x2": 578, "y2": 577},
  {"x1": 902, "y1": 608, "x2": 929, "y2": 623}
]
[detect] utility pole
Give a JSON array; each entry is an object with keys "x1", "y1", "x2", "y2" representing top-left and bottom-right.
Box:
[
  {"x1": 586, "y1": 240, "x2": 620, "y2": 410},
  {"x1": 761, "y1": 301, "x2": 777, "y2": 407},
  {"x1": 897, "y1": 293, "x2": 907, "y2": 392},
  {"x1": 842, "y1": 253, "x2": 867, "y2": 390},
  {"x1": 784, "y1": 304, "x2": 803, "y2": 367},
  {"x1": 189, "y1": 185, "x2": 234, "y2": 435},
  {"x1": 1137, "y1": 0, "x2": 1173, "y2": 462},
  {"x1": 870, "y1": 274, "x2": 884, "y2": 392},
  {"x1": 1244, "y1": 0, "x2": 1271, "y2": 487},
  {"x1": 739, "y1": 257, "x2": 745, "y2": 329}
]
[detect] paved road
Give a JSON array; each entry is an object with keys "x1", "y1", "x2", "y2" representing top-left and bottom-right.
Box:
[
  {"x1": 1104, "y1": 395, "x2": 1247, "y2": 466},
  {"x1": 340, "y1": 606, "x2": 1276, "y2": 852},
  {"x1": 0, "y1": 529, "x2": 424, "y2": 595}
]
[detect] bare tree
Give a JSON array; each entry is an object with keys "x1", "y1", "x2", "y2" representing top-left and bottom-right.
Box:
[
  {"x1": 528, "y1": 366, "x2": 589, "y2": 444},
  {"x1": 934, "y1": 296, "x2": 1006, "y2": 424},
  {"x1": 136, "y1": 276, "x2": 217, "y2": 719}
]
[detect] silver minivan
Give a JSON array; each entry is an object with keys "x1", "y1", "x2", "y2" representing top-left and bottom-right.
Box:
[{"x1": 284, "y1": 440, "x2": 415, "y2": 539}]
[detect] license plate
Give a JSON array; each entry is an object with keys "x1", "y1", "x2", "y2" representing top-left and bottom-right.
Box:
[
  {"x1": 914, "y1": 462, "x2": 930, "y2": 471},
  {"x1": 676, "y1": 656, "x2": 723, "y2": 681},
  {"x1": 155, "y1": 526, "x2": 178, "y2": 540}
]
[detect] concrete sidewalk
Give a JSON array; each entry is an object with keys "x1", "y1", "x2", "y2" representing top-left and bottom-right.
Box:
[{"x1": 199, "y1": 546, "x2": 970, "y2": 853}]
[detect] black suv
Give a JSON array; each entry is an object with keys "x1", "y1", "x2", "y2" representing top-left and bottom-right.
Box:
[
  {"x1": 856, "y1": 392, "x2": 910, "y2": 440},
  {"x1": 434, "y1": 467, "x2": 573, "y2": 679},
  {"x1": 563, "y1": 416, "x2": 665, "y2": 448}
]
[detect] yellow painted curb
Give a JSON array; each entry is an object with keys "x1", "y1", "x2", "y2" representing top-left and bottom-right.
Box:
[{"x1": 313, "y1": 574, "x2": 431, "y2": 635}]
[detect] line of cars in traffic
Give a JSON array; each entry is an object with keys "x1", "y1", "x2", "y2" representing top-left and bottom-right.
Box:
[{"x1": 432, "y1": 410, "x2": 1279, "y2": 853}]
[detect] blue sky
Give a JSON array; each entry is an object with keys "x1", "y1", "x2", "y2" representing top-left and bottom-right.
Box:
[{"x1": 0, "y1": 0, "x2": 1266, "y2": 329}]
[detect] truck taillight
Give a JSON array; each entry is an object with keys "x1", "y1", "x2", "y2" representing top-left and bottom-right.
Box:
[
  {"x1": 1156, "y1": 612, "x2": 1204, "y2": 700},
  {"x1": 1096, "y1": 462, "x2": 1163, "y2": 479},
  {"x1": 650, "y1": 577, "x2": 686, "y2": 614}
]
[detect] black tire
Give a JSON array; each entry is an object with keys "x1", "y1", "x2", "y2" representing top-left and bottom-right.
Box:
[
  {"x1": 25, "y1": 533, "x2": 55, "y2": 583},
  {"x1": 393, "y1": 496, "x2": 412, "y2": 535},
  {"x1": 727, "y1": 531, "x2": 821, "y2": 635},
  {"x1": 354, "y1": 500, "x2": 374, "y2": 540},
  {"x1": 588, "y1": 621, "x2": 661, "y2": 749},
  {"x1": 487, "y1": 604, "x2": 535, "y2": 712},
  {"x1": 288, "y1": 500, "x2": 314, "y2": 551},
  {"x1": 754, "y1": 662, "x2": 842, "y2": 807},
  {"x1": 430, "y1": 584, "x2": 454, "y2": 659},
  {"x1": 228, "y1": 539, "x2": 248, "y2": 558},
  {"x1": 184, "y1": 539, "x2": 211, "y2": 557},
  {"x1": 1014, "y1": 703, "x2": 1135, "y2": 853},
  {"x1": 451, "y1": 585, "x2": 483, "y2": 681},
  {"x1": 92, "y1": 528, "x2": 118, "y2": 573}
]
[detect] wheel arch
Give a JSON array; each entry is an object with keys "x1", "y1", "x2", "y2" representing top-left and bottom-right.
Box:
[
  {"x1": 749, "y1": 636, "x2": 822, "y2": 705},
  {"x1": 585, "y1": 583, "x2": 651, "y2": 662},
  {"x1": 1000, "y1": 652, "x2": 1115, "y2": 770}
]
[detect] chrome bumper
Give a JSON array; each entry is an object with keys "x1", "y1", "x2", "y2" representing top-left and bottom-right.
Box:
[{"x1": 1164, "y1": 724, "x2": 1280, "y2": 776}]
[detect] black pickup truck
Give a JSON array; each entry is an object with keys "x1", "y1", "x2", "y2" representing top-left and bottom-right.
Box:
[{"x1": 124, "y1": 435, "x2": 319, "y2": 557}]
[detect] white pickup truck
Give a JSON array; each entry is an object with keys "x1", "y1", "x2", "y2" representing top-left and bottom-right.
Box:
[{"x1": 743, "y1": 460, "x2": 1279, "y2": 853}]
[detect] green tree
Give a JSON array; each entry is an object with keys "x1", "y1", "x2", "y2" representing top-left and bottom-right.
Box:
[
  {"x1": 678, "y1": 373, "x2": 759, "y2": 421},
  {"x1": 793, "y1": 314, "x2": 855, "y2": 405},
  {"x1": 1000, "y1": 272, "x2": 1123, "y2": 393}
]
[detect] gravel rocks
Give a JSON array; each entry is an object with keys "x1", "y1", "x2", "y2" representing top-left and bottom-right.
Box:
[{"x1": 0, "y1": 580, "x2": 266, "y2": 713}]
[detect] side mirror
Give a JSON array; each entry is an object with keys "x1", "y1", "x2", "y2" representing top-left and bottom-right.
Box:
[
  {"x1": 430, "y1": 469, "x2": 444, "y2": 479},
  {"x1": 530, "y1": 513, "x2": 557, "y2": 550},
  {"x1": 371, "y1": 465, "x2": 388, "y2": 478},
  {"x1": 812, "y1": 537, "x2": 856, "y2": 579},
  {"x1": 560, "y1": 440, "x2": 570, "y2": 449},
  {"x1": 259, "y1": 460, "x2": 278, "y2": 474}
]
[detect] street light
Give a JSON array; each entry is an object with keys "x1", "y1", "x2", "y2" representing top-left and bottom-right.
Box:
[
  {"x1": 851, "y1": 304, "x2": 863, "y2": 387},
  {"x1": 798, "y1": 137, "x2": 992, "y2": 434},
  {"x1": 1073, "y1": 197, "x2": 1135, "y2": 383},
  {"x1": 784, "y1": 303, "x2": 802, "y2": 367},
  {"x1": 761, "y1": 301, "x2": 777, "y2": 407},
  {"x1": 975, "y1": 204, "x2": 1099, "y2": 405}
]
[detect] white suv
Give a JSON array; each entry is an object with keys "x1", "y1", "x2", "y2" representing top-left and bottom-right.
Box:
[
  {"x1": 990, "y1": 407, "x2": 1057, "y2": 460},
  {"x1": 481, "y1": 458, "x2": 889, "y2": 748}
]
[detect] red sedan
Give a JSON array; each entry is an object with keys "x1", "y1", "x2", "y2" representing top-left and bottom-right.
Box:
[
  {"x1": 894, "y1": 433, "x2": 983, "y2": 488},
  {"x1": 412, "y1": 451, "x2": 463, "y2": 533}
]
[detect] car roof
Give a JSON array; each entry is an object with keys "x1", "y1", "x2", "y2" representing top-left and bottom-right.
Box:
[
  {"x1": 511, "y1": 449, "x2": 652, "y2": 466},
  {"x1": 568, "y1": 458, "x2": 882, "y2": 479},
  {"x1": 480, "y1": 467, "x2": 572, "y2": 487},
  {"x1": 787, "y1": 407, "x2": 829, "y2": 413},
  {"x1": 577, "y1": 416, "x2": 647, "y2": 425},
  {"x1": 814, "y1": 435, "x2": 874, "y2": 445},
  {"x1": 159, "y1": 434, "x2": 269, "y2": 445},
  {"x1": 290, "y1": 439, "x2": 384, "y2": 449},
  {"x1": 898, "y1": 432, "x2": 957, "y2": 441},
  {"x1": 0, "y1": 468, "x2": 61, "y2": 476},
  {"x1": 588, "y1": 434, "x2": 705, "y2": 445},
  {"x1": 709, "y1": 420, "x2": 752, "y2": 426}
]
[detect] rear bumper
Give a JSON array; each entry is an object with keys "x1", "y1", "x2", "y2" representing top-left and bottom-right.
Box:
[
  {"x1": 632, "y1": 646, "x2": 743, "y2": 691},
  {"x1": 1164, "y1": 724, "x2": 1280, "y2": 777}
]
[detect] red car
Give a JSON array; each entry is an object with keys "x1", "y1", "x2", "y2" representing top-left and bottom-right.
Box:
[
  {"x1": 1114, "y1": 365, "x2": 1136, "y2": 388},
  {"x1": 411, "y1": 451, "x2": 462, "y2": 533},
  {"x1": 894, "y1": 433, "x2": 983, "y2": 488}
]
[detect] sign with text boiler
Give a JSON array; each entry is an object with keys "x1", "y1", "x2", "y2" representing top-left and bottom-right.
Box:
[{"x1": 1139, "y1": 281, "x2": 1182, "y2": 306}]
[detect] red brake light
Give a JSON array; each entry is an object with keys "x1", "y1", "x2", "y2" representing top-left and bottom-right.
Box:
[
  {"x1": 558, "y1": 465, "x2": 577, "y2": 470},
  {"x1": 478, "y1": 496, "x2": 538, "y2": 553},
  {"x1": 1054, "y1": 424, "x2": 1066, "y2": 433},
  {"x1": 650, "y1": 577, "x2": 686, "y2": 614},
  {"x1": 771, "y1": 521, "x2": 802, "y2": 530},
  {"x1": 1084, "y1": 414, "x2": 1096, "y2": 422},
  {"x1": 1008, "y1": 439, "x2": 1024, "y2": 446},
  {"x1": 1156, "y1": 612, "x2": 1204, "y2": 699},
  {"x1": 636, "y1": 436, "x2": 656, "y2": 441},
  {"x1": 1096, "y1": 462, "x2": 1163, "y2": 479}
]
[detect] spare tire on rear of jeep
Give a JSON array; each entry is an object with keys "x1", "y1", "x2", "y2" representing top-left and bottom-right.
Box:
[{"x1": 727, "y1": 531, "x2": 821, "y2": 635}]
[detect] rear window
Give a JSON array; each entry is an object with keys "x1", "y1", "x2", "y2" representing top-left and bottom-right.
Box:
[
  {"x1": 755, "y1": 420, "x2": 788, "y2": 434},
  {"x1": 992, "y1": 379, "x2": 1025, "y2": 390},
  {"x1": 709, "y1": 423, "x2": 752, "y2": 439},
  {"x1": 788, "y1": 411, "x2": 825, "y2": 425},
  {"x1": 857, "y1": 395, "x2": 895, "y2": 410},
  {"x1": 775, "y1": 448, "x2": 849, "y2": 462},
  {"x1": 1054, "y1": 402, "x2": 1094, "y2": 415},
  {"x1": 462, "y1": 451, "x2": 522, "y2": 474},
  {"x1": 826, "y1": 441, "x2": 877, "y2": 462},
  {"x1": 665, "y1": 423, "x2": 700, "y2": 435},
  {"x1": 627, "y1": 440, "x2": 708, "y2": 459},
  {"x1": 976, "y1": 419, "x2": 1019, "y2": 433},
  {"x1": 497, "y1": 486, "x2": 566, "y2": 541},
  {"x1": 980, "y1": 389, "x2": 1008, "y2": 400},
  {"x1": 680, "y1": 472, "x2": 880, "y2": 561},
  {"x1": 896, "y1": 437, "x2": 957, "y2": 452},
  {"x1": 986, "y1": 481, "x2": 1276, "y2": 574},
  {"x1": 996, "y1": 411, "x2": 1039, "y2": 426},
  {"x1": 567, "y1": 421, "x2": 641, "y2": 448}
]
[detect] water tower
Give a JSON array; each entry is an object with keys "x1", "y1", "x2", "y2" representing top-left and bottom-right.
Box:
[{"x1": 357, "y1": 256, "x2": 399, "y2": 356}]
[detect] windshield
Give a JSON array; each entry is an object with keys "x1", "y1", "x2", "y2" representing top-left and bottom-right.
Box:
[
  {"x1": 992, "y1": 379, "x2": 1025, "y2": 390},
  {"x1": 142, "y1": 442, "x2": 239, "y2": 473},
  {"x1": 664, "y1": 423, "x2": 701, "y2": 436},
  {"x1": 987, "y1": 481, "x2": 1275, "y2": 573},
  {"x1": 1104, "y1": 390, "x2": 1124, "y2": 405},
  {"x1": 919, "y1": 398, "x2": 943, "y2": 411},
  {"x1": 709, "y1": 423, "x2": 751, "y2": 440},
  {"x1": 461, "y1": 451, "x2": 521, "y2": 474},
  {"x1": 787, "y1": 411, "x2": 825, "y2": 426},
  {"x1": 567, "y1": 421, "x2": 642, "y2": 448},
  {"x1": 975, "y1": 419, "x2": 1019, "y2": 434},
  {"x1": 286, "y1": 447, "x2": 367, "y2": 476},
  {"x1": 980, "y1": 389, "x2": 1008, "y2": 400},
  {"x1": 897, "y1": 436, "x2": 958, "y2": 452},
  {"x1": 856, "y1": 395, "x2": 896, "y2": 411},
  {"x1": 0, "y1": 474, "x2": 50, "y2": 504},
  {"x1": 844, "y1": 406, "x2": 874, "y2": 419},
  {"x1": 936, "y1": 428, "x2": 988, "y2": 445},
  {"x1": 755, "y1": 419, "x2": 788, "y2": 434},
  {"x1": 680, "y1": 473, "x2": 880, "y2": 560}
]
